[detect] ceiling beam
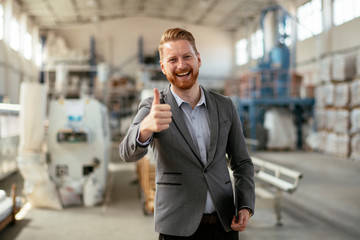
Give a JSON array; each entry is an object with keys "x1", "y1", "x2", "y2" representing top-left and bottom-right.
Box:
[
  {"x1": 138, "y1": 0, "x2": 146, "y2": 13},
  {"x1": 194, "y1": 0, "x2": 220, "y2": 25},
  {"x1": 70, "y1": 0, "x2": 81, "y2": 22},
  {"x1": 42, "y1": 0, "x2": 60, "y2": 25}
]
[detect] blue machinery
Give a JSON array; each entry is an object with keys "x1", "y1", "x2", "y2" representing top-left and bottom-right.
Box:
[{"x1": 234, "y1": 5, "x2": 314, "y2": 149}]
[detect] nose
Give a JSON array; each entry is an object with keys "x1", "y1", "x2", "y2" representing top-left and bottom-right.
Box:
[{"x1": 178, "y1": 59, "x2": 186, "y2": 70}]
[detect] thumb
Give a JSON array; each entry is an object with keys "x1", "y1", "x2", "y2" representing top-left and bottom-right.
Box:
[{"x1": 153, "y1": 88, "x2": 160, "y2": 105}]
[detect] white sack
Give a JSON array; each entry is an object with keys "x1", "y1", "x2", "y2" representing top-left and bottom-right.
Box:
[
  {"x1": 318, "y1": 131, "x2": 328, "y2": 152},
  {"x1": 17, "y1": 153, "x2": 62, "y2": 210},
  {"x1": 19, "y1": 82, "x2": 47, "y2": 153},
  {"x1": 17, "y1": 153, "x2": 48, "y2": 183},
  {"x1": 356, "y1": 52, "x2": 360, "y2": 76},
  {"x1": 350, "y1": 79, "x2": 360, "y2": 107},
  {"x1": 264, "y1": 108, "x2": 296, "y2": 149},
  {"x1": 58, "y1": 176, "x2": 84, "y2": 207},
  {"x1": 305, "y1": 132, "x2": 321, "y2": 150},
  {"x1": 0, "y1": 190, "x2": 6, "y2": 202},
  {"x1": 324, "y1": 84, "x2": 335, "y2": 106},
  {"x1": 335, "y1": 134, "x2": 350, "y2": 158},
  {"x1": 334, "y1": 110, "x2": 350, "y2": 134},
  {"x1": 83, "y1": 173, "x2": 104, "y2": 207},
  {"x1": 332, "y1": 53, "x2": 357, "y2": 81},
  {"x1": 25, "y1": 180, "x2": 62, "y2": 210},
  {"x1": 350, "y1": 109, "x2": 360, "y2": 134},
  {"x1": 325, "y1": 110, "x2": 336, "y2": 131},
  {"x1": 350, "y1": 134, "x2": 360, "y2": 162},
  {"x1": 320, "y1": 57, "x2": 332, "y2": 82},
  {"x1": 325, "y1": 133, "x2": 337, "y2": 155},
  {"x1": 315, "y1": 108, "x2": 326, "y2": 130},
  {"x1": 334, "y1": 83, "x2": 350, "y2": 108},
  {"x1": 315, "y1": 86, "x2": 326, "y2": 108}
]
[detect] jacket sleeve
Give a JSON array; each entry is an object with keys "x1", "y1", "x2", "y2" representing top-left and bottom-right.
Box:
[
  {"x1": 119, "y1": 97, "x2": 152, "y2": 162},
  {"x1": 227, "y1": 100, "x2": 255, "y2": 215}
]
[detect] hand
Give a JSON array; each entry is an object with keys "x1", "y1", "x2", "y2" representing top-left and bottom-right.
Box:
[
  {"x1": 139, "y1": 88, "x2": 172, "y2": 142},
  {"x1": 230, "y1": 209, "x2": 250, "y2": 232}
]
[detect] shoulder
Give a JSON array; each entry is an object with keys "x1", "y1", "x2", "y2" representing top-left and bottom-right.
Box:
[
  {"x1": 207, "y1": 89, "x2": 234, "y2": 107},
  {"x1": 138, "y1": 97, "x2": 152, "y2": 110}
]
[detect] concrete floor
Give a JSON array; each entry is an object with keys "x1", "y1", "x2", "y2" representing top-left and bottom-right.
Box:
[{"x1": 0, "y1": 151, "x2": 360, "y2": 240}]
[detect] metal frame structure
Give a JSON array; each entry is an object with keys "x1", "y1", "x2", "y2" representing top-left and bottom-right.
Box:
[
  {"x1": 233, "y1": 5, "x2": 315, "y2": 149},
  {"x1": 233, "y1": 96, "x2": 314, "y2": 149}
]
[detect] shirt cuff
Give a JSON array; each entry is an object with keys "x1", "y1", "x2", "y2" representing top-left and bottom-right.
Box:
[
  {"x1": 136, "y1": 129, "x2": 153, "y2": 147},
  {"x1": 240, "y1": 207, "x2": 253, "y2": 217}
]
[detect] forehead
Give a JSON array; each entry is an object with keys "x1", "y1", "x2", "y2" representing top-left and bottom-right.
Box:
[{"x1": 162, "y1": 40, "x2": 196, "y2": 56}]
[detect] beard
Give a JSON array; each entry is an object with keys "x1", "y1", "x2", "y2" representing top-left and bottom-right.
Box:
[{"x1": 165, "y1": 69, "x2": 199, "y2": 90}]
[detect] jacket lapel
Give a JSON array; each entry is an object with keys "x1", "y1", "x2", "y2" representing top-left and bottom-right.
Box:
[
  {"x1": 162, "y1": 86, "x2": 203, "y2": 166},
  {"x1": 204, "y1": 89, "x2": 219, "y2": 167}
]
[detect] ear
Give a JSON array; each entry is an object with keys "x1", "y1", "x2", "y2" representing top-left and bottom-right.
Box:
[
  {"x1": 197, "y1": 53, "x2": 202, "y2": 68},
  {"x1": 160, "y1": 61, "x2": 166, "y2": 74}
]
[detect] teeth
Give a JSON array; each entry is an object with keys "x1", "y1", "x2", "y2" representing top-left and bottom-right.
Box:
[{"x1": 177, "y1": 72, "x2": 190, "y2": 76}]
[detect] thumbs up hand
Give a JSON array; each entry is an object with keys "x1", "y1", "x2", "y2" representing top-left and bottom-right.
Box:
[{"x1": 139, "y1": 88, "x2": 172, "y2": 142}]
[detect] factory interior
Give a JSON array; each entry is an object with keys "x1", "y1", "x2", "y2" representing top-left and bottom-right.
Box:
[{"x1": 0, "y1": 0, "x2": 360, "y2": 239}]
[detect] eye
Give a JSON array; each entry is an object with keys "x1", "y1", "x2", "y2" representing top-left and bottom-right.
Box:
[
  {"x1": 168, "y1": 58, "x2": 176, "y2": 63},
  {"x1": 184, "y1": 55, "x2": 192, "y2": 59}
]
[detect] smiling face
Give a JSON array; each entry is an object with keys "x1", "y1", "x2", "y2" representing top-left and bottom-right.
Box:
[{"x1": 160, "y1": 39, "x2": 201, "y2": 91}]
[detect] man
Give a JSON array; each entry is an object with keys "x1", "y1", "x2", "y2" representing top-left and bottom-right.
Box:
[{"x1": 119, "y1": 28, "x2": 255, "y2": 239}]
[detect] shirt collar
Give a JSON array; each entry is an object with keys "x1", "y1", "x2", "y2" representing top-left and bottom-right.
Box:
[{"x1": 170, "y1": 86, "x2": 207, "y2": 108}]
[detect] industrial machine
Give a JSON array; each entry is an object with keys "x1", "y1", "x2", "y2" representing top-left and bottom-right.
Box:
[
  {"x1": 47, "y1": 97, "x2": 110, "y2": 204},
  {"x1": 235, "y1": 5, "x2": 314, "y2": 149},
  {"x1": 254, "y1": 5, "x2": 292, "y2": 99}
]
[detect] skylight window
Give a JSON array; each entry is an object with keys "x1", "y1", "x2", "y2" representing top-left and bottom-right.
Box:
[
  {"x1": 297, "y1": 0, "x2": 323, "y2": 41},
  {"x1": 333, "y1": 0, "x2": 360, "y2": 26}
]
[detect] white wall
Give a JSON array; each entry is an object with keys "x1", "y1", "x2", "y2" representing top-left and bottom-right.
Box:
[
  {"x1": 296, "y1": 16, "x2": 360, "y2": 82},
  {"x1": 54, "y1": 17, "x2": 233, "y2": 82},
  {"x1": 0, "y1": 0, "x2": 41, "y2": 104}
]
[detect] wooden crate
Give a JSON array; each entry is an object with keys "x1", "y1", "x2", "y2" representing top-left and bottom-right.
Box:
[{"x1": 136, "y1": 156, "x2": 156, "y2": 215}]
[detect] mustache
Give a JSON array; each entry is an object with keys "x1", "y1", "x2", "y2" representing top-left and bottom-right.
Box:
[{"x1": 175, "y1": 68, "x2": 191, "y2": 73}]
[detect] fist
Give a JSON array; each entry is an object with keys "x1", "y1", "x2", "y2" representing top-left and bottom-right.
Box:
[
  {"x1": 139, "y1": 88, "x2": 172, "y2": 142},
  {"x1": 231, "y1": 209, "x2": 250, "y2": 232}
]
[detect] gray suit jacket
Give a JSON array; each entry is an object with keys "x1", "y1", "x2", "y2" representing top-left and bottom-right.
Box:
[{"x1": 119, "y1": 85, "x2": 255, "y2": 236}]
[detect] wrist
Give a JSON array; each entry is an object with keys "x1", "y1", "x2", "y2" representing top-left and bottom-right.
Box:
[
  {"x1": 139, "y1": 122, "x2": 153, "y2": 143},
  {"x1": 240, "y1": 208, "x2": 252, "y2": 217}
]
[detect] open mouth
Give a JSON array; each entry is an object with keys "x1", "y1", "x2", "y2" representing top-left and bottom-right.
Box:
[{"x1": 176, "y1": 71, "x2": 191, "y2": 77}]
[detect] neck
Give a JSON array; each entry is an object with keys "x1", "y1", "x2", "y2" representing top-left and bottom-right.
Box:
[{"x1": 171, "y1": 82, "x2": 201, "y2": 109}]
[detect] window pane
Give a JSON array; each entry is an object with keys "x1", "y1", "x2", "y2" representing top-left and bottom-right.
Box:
[
  {"x1": 36, "y1": 42, "x2": 42, "y2": 66},
  {"x1": 312, "y1": 0, "x2": 321, "y2": 11},
  {"x1": 251, "y1": 30, "x2": 264, "y2": 59},
  {"x1": 343, "y1": 0, "x2": 353, "y2": 22},
  {"x1": 355, "y1": 0, "x2": 360, "y2": 18},
  {"x1": 333, "y1": 0, "x2": 342, "y2": 26},
  {"x1": 297, "y1": 0, "x2": 323, "y2": 41},
  {"x1": 333, "y1": 0, "x2": 360, "y2": 26},
  {"x1": 0, "y1": 5, "x2": 3, "y2": 40},
  {"x1": 236, "y1": 39, "x2": 248, "y2": 66},
  {"x1": 24, "y1": 32, "x2": 32, "y2": 60},
  {"x1": 313, "y1": 12, "x2": 322, "y2": 35},
  {"x1": 10, "y1": 18, "x2": 20, "y2": 51}
]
